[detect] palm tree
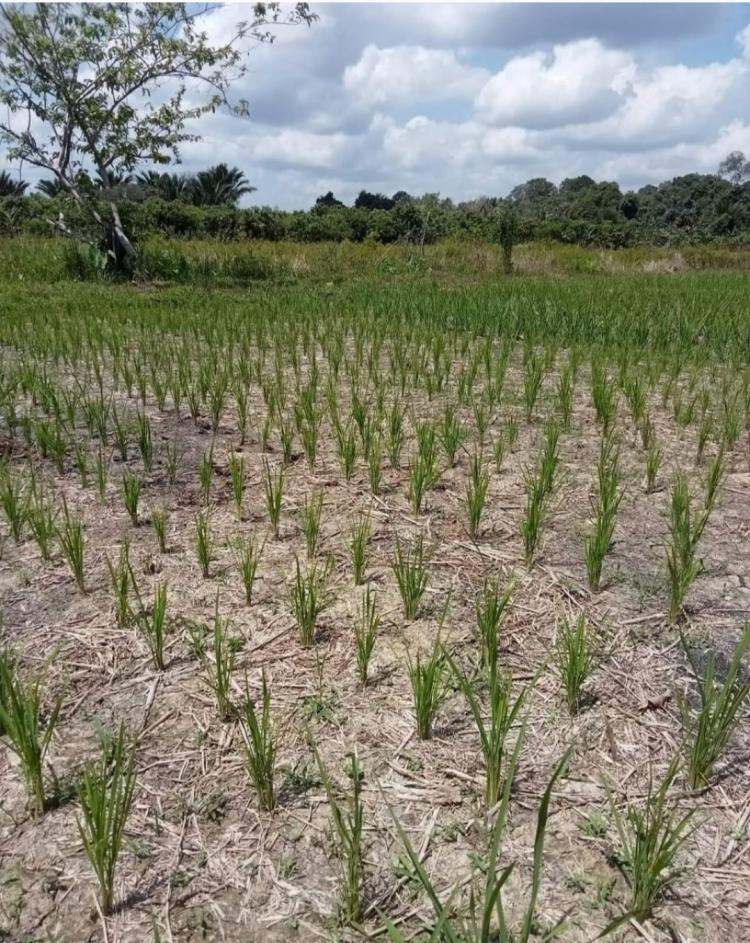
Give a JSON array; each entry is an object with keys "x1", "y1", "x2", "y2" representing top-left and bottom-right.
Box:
[
  {"x1": 0, "y1": 170, "x2": 28, "y2": 196},
  {"x1": 96, "y1": 170, "x2": 134, "y2": 190},
  {"x1": 136, "y1": 170, "x2": 195, "y2": 202},
  {"x1": 191, "y1": 164, "x2": 255, "y2": 207},
  {"x1": 37, "y1": 178, "x2": 66, "y2": 197}
]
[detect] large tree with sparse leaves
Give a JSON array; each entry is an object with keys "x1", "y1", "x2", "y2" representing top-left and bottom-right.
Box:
[{"x1": 0, "y1": 2, "x2": 314, "y2": 268}]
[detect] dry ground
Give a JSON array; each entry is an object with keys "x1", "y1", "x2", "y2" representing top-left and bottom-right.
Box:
[{"x1": 1, "y1": 350, "x2": 750, "y2": 943}]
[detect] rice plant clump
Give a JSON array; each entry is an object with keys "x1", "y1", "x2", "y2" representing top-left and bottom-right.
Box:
[
  {"x1": 555, "y1": 613, "x2": 598, "y2": 714},
  {"x1": 609, "y1": 758, "x2": 694, "y2": 922},
  {"x1": 311, "y1": 742, "x2": 366, "y2": 925},
  {"x1": 349, "y1": 511, "x2": 371, "y2": 585},
  {"x1": 290, "y1": 555, "x2": 331, "y2": 647},
  {"x1": 584, "y1": 435, "x2": 623, "y2": 590},
  {"x1": 406, "y1": 635, "x2": 448, "y2": 740},
  {"x1": 240, "y1": 670, "x2": 277, "y2": 811},
  {"x1": 465, "y1": 451, "x2": 490, "y2": 541},
  {"x1": 354, "y1": 585, "x2": 379, "y2": 687},
  {"x1": 0, "y1": 657, "x2": 63, "y2": 817},
  {"x1": 77, "y1": 723, "x2": 137, "y2": 915},
  {"x1": 680, "y1": 624, "x2": 750, "y2": 787},
  {"x1": 521, "y1": 419, "x2": 560, "y2": 566},
  {"x1": 392, "y1": 532, "x2": 430, "y2": 620}
]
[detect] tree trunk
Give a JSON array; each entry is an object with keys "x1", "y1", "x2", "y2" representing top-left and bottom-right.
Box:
[{"x1": 106, "y1": 201, "x2": 137, "y2": 271}]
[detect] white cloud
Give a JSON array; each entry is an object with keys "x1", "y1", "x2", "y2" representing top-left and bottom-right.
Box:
[
  {"x1": 343, "y1": 45, "x2": 488, "y2": 108},
  {"x1": 738, "y1": 23, "x2": 750, "y2": 59},
  {"x1": 558, "y1": 56, "x2": 748, "y2": 151},
  {"x1": 481, "y1": 126, "x2": 540, "y2": 161},
  {"x1": 475, "y1": 40, "x2": 635, "y2": 128},
  {"x1": 380, "y1": 116, "x2": 483, "y2": 170},
  {"x1": 597, "y1": 120, "x2": 750, "y2": 186},
  {"x1": 607, "y1": 60, "x2": 745, "y2": 144},
  {"x1": 251, "y1": 129, "x2": 351, "y2": 169}
]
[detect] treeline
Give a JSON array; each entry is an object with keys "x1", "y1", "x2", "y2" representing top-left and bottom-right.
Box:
[{"x1": 2, "y1": 162, "x2": 750, "y2": 249}]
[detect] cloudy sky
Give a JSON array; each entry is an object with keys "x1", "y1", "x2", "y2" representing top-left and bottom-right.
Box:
[
  {"x1": 175, "y1": 2, "x2": 750, "y2": 209},
  {"x1": 5, "y1": 3, "x2": 750, "y2": 207}
]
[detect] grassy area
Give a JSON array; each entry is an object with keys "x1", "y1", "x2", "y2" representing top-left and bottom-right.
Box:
[
  {"x1": 0, "y1": 239, "x2": 749, "y2": 942},
  {"x1": 3, "y1": 233, "x2": 750, "y2": 286}
]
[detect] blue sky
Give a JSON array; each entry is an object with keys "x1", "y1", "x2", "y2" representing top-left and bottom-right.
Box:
[{"x1": 8, "y1": 3, "x2": 750, "y2": 208}]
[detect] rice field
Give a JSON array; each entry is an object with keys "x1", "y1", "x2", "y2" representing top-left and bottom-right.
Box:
[{"x1": 1, "y1": 242, "x2": 750, "y2": 943}]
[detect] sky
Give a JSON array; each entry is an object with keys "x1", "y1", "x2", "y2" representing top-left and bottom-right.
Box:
[
  {"x1": 6, "y1": 3, "x2": 750, "y2": 208},
  {"x1": 181, "y1": 2, "x2": 750, "y2": 209}
]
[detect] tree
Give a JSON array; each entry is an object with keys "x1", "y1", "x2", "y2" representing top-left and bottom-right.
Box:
[
  {"x1": 0, "y1": 169, "x2": 27, "y2": 196},
  {"x1": 0, "y1": 2, "x2": 314, "y2": 269},
  {"x1": 621, "y1": 192, "x2": 639, "y2": 220},
  {"x1": 391, "y1": 190, "x2": 413, "y2": 204},
  {"x1": 37, "y1": 178, "x2": 66, "y2": 198},
  {"x1": 354, "y1": 190, "x2": 394, "y2": 211},
  {"x1": 136, "y1": 171, "x2": 194, "y2": 202},
  {"x1": 314, "y1": 191, "x2": 344, "y2": 209},
  {"x1": 508, "y1": 178, "x2": 559, "y2": 222},
  {"x1": 495, "y1": 204, "x2": 518, "y2": 275},
  {"x1": 192, "y1": 164, "x2": 255, "y2": 206},
  {"x1": 718, "y1": 151, "x2": 750, "y2": 185}
]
